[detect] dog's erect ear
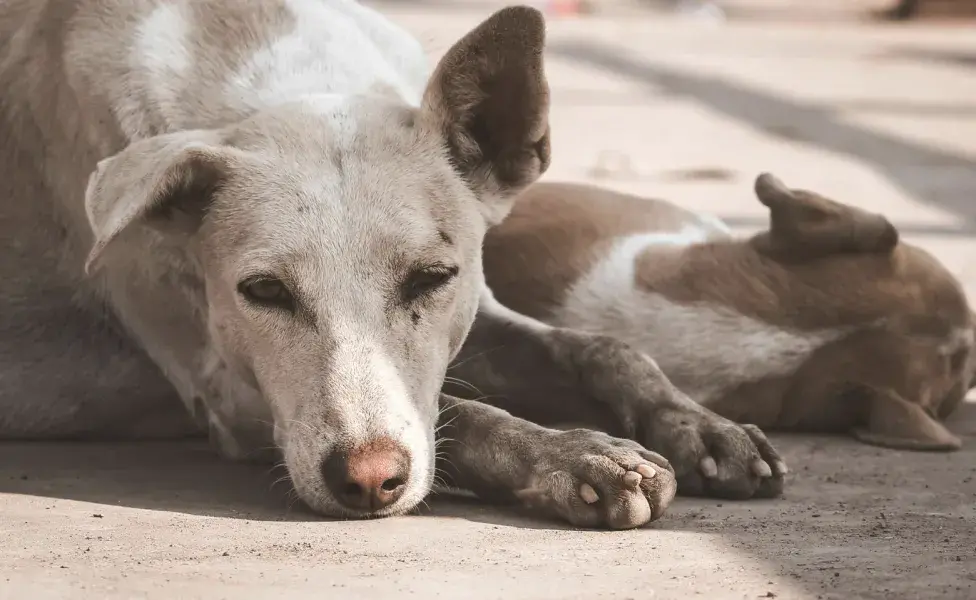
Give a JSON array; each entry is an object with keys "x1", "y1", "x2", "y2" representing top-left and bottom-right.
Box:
[
  {"x1": 852, "y1": 387, "x2": 962, "y2": 452},
  {"x1": 752, "y1": 172, "x2": 899, "y2": 262},
  {"x1": 84, "y1": 129, "x2": 236, "y2": 274},
  {"x1": 420, "y1": 6, "x2": 550, "y2": 226}
]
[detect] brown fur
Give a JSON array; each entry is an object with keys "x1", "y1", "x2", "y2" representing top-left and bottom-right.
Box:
[
  {"x1": 483, "y1": 182, "x2": 717, "y2": 319},
  {"x1": 484, "y1": 174, "x2": 974, "y2": 451}
]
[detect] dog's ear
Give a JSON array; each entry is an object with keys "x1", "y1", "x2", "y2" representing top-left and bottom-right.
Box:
[
  {"x1": 752, "y1": 172, "x2": 899, "y2": 262},
  {"x1": 420, "y1": 5, "x2": 550, "y2": 226},
  {"x1": 84, "y1": 129, "x2": 237, "y2": 274},
  {"x1": 852, "y1": 386, "x2": 962, "y2": 452}
]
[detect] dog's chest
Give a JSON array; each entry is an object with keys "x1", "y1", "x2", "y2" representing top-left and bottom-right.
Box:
[{"x1": 552, "y1": 230, "x2": 843, "y2": 403}]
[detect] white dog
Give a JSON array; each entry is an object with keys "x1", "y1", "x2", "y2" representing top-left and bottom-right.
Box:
[{"x1": 0, "y1": 0, "x2": 785, "y2": 528}]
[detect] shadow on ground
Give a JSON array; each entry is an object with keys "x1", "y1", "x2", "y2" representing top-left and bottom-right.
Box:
[
  {"x1": 3, "y1": 402, "x2": 975, "y2": 597},
  {"x1": 548, "y1": 38, "x2": 976, "y2": 233},
  {"x1": 0, "y1": 440, "x2": 315, "y2": 522}
]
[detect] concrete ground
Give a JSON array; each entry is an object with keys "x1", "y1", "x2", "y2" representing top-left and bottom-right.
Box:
[{"x1": 3, "y1": 3, "x2": 976, "y2": 599}]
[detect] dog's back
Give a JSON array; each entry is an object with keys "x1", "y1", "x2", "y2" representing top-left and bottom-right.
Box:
[{"x1": 485, "y1": 175, "x2": 975, "y2": 450}]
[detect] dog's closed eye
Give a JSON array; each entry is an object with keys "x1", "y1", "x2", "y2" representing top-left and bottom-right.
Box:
[
  {"x1": 401, "y1": 265, "x2": 458, "y2": 303},
  {"x1": 238, "y1": 277, "x2": 295, "y2": 312}
]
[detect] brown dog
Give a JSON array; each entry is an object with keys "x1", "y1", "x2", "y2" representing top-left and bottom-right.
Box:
[{"x1": 484, "y1": 173, "x2": 975, "y2": 451}]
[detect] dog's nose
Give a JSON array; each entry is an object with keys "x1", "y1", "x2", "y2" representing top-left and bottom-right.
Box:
[{"x1": 321, "y1": 438, "x2": 410, "y2": 512}]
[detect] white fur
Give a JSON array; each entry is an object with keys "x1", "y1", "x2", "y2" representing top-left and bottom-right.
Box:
[
  {"x1": 225, "y1": 0, "x2": 426, "y2": 110},
  {"x1": 13, "y1": 0, "x2": 459, "y2": 518},
  {"x1": 553, "y1": 229, "x2": 845, "y2": 404},
  {"x1": 136, "y1": 4, "x2": 191, "y2": 79},
  {"x1": 360, "y1": 346, "x2": 432, "y2": 503},
  {"x1": 696, "y1": 211, "x2": 733, "y2": 238},
  {"x1": 941, "y1": 326, "x2": 974, "y2": 355}
]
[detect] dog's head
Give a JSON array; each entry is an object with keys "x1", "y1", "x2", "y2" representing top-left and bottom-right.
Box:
[
  {"x1": 81, "y1": 7, "x2": 550, "y2": 517},
  {"x1": 751, "y1": 172, "x2": 900, "y2": 262},
  {"x1": 751, "y1": 173, "x2": 975, "y2": 447}
]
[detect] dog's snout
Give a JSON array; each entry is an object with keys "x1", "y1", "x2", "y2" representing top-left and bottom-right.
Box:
[{"x1": 322, "y1": 437, "x2": 411, "y2": 512}]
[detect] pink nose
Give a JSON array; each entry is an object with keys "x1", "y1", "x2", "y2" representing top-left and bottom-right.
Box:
[{"x1": 321, "y1": 438, "x2": 410, "y2": 512}]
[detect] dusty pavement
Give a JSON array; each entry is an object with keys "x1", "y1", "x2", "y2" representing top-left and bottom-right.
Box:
[{"x1": 3, "y1": 4, "x2": 976, "y2": 599}]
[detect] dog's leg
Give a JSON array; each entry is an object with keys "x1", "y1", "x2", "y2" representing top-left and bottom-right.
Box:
[
  {"x1": 851, "y1": 386, "x2": 962, "y2": 451},
  {"x1": 436, "y1": 394, "x2": 677, "y2": 529},
  {"x1": 446, "y1": 289, "x2": 787, "y2": 499}
]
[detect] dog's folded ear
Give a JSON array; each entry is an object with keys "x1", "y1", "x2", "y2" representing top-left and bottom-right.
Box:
[
  {"x1": 83, "y1": 130, "x2": 237, "y2": 274},
  {"x1": 752, "y1": 172, "x2": 899, "y2": 262},
  {"x1": 851, "y1": 386, "x2": 962, "y2": 452},
  {"x1": 420, "y1": 5, "x2": 550, "y2": 226}
]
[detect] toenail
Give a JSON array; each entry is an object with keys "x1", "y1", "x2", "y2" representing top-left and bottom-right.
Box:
[
  {"x1": 700, "y1": 456, "x2": 718, "y2": 478},
  {"x1": 751, "y1": 459, "x2": 772, "y2": 478},
  {"x1": 623, "y1": 471, "x2": 642, "y2": 488},
  {"x1": 635, "y1": 464, "x2": 656, "y2": 479},
  {"x1": 579, "y1": 483, "x2": 599, "y2": 504}
]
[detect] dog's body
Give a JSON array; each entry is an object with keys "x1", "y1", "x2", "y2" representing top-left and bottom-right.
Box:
[
  {"x1": 485, "y1": 176, "x2": 976, "y2": 451},
  {"x1": 1, "y1": 0, "x2": 787, "y2": 528}
]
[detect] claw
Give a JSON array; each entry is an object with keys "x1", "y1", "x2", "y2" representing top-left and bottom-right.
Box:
[
  {"x1": 622, "y1": 471, "x2": 642, "y2": 488},
  {"x1": 635, "y1": 464, "x2": 656, "y2": 479},
  {"x1": 700, "y1": 456, "x2": 718, "y2": 478},
  {"x1": 751, "y1": 459, "x2": 772, "y2": 478},
  {"x1": 773, "y1": 460, "x2": 789, "y2": 475},
  {"x1": 579, "y1": 483, "x2": 599, "y2": 504}
]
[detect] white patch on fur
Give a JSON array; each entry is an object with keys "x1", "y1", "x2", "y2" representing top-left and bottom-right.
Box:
[
  {"x1": 135, "y1": 4, "x2": 191, "y2": 107},
  {"x1": 940, "y1": 327, "x2": 974, "y2": 355},
  {"x1": 368, "y1": 350, "x2": 430, "y2": 490},
  {"x1": 334, "y1": 339, "x2": 432, "y2": 511},
  {"x1": 553, "y1": 228, "x2": 844, "y2": 404},
  {"x1": 480, "y1": 285, "x2": 553, "y2": 334},
  {"x1": 224, "y1": 0, "x2": 425, "y2": 111},
  {"x1": 696, "y1": 212, "x2": 733, "y2": 237}
]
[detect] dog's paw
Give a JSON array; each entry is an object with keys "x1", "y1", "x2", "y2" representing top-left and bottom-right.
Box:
[
  {"x1": 643, "y1": 406, "x2": 788, "y2": 499},
  {"x1": 541, "y1": 328, "x2": 787, "y2": 500},
  {"x1": 515, "y1": 429, "x2": 677, "y2": 529}
]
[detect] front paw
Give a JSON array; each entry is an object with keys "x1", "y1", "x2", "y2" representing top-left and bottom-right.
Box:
[
  {"x1": 516, "y1": 429, "x2": 677, "y2": 529},
  {"x1": 643, "y1": 406, "x2": 788, "y2": 499},
  {"x1": 546, "y1": 329, "x2": 788, "y2": 500}
]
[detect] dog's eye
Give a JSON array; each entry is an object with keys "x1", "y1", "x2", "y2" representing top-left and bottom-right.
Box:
[
  {"x1": 401, "y1": 265, "x2": 459, "y2": 303},
  {"x1": 238, "y1": 277, "x2": 295, "y2": 311}
]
